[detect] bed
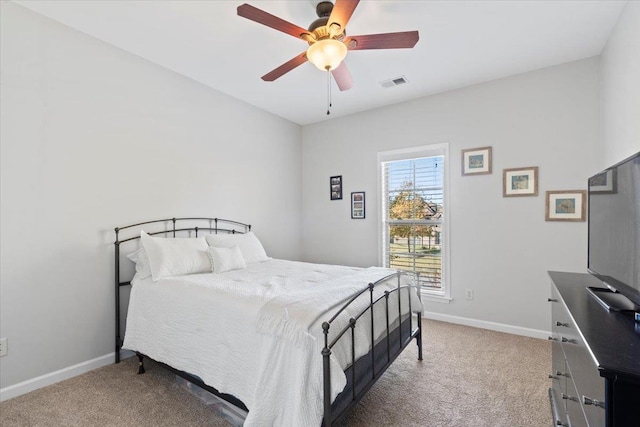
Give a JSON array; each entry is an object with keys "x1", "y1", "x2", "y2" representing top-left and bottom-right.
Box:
[{"x1": 114, "y1": 217, "x2": 423, "y2": 426}]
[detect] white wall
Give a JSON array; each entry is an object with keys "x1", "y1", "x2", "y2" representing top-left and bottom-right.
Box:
[
  {"x1": 302, "y1": 58, "x2": 600, "y2": 333},
  {"x1": 600, "y1": 0, "x2": 640, "y2": 166},
  {"x1": 0, "y1": 2, "x2": 301, "y2": 391}
]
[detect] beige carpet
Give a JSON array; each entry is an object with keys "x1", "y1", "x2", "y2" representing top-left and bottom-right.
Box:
[{"x1": 0, "y1": 320, "x2": 551, "y2": 426}]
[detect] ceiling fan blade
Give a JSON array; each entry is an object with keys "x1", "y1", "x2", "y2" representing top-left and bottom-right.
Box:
[
  {"x1": 238, "y1": 3, "x2": 311, "y2": 40},
  {"x1": 331, "y1": 62, "x2": 353, "y2": 91},
  {"x1": 345, "y1": 31, "x2": 419, "y2": 50},
  {"x1": 261, "y1": 52, "x2": 309, "y2": 82},
  {"x1": 328, "y1": 0, "x2": 360, "y2": 30}
]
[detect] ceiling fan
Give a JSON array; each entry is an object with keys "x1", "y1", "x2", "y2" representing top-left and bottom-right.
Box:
[{"x1": 237, "y1": 0, "x2": 419, "y2": 92}]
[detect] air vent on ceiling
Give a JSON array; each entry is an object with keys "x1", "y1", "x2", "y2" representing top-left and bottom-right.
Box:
[{"x1": 380, "y1": 76, "x2": 409, "y2": 88}]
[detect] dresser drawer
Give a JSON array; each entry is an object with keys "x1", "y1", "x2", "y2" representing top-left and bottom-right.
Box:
[
  {"x1": 565, "y1": 358, "x2": 605, "y2": 426},
  {"x1": 551, "y1": 340, "x2": 567, "y2": 402},
  {"x1": 550, "y1": 288, "x2": 571, "y2": 358},
  {"x1": 565, "y1": 376, "x2": 587, "y2": 427},
  {"x1": 550, "y1": 385, "x2": 568, "y2": 427},
  {"x1": 560, "y1": 316, "x2": 606, "y2": 427}
]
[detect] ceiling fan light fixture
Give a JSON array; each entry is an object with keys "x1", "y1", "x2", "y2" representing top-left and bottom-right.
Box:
[{"x1": 306, "y1": 38, "x2": 347, "y2": 71}]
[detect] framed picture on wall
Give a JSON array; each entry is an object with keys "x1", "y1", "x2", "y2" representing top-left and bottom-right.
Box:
[
  {"x1": 589, "y1": 169, "x2": 617, "y2": 194},
  {"x1": 503, "y1": 166, "x2": 539, "y2": 197},
  {"x1": 351, "y1": 192, "x2": 365, "y2": 219},
  {"x1": 545, "y1": 190, "x2": 586, "y2": 221},
  {"x1": 461, "y1": 146, "x2": 492, "y2": 176},
  {"x1": 330, "y1": 175, "x2": 342, "y2": 200}
]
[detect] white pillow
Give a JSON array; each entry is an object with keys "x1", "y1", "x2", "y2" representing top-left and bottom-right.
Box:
[
  {"x1": 140, "y1": 231, "x2": 211, "y2": 281},
  {"x1": 126, "y1": 248, "x2": 152, "y2": 280},
  {"x1": 205, "y1": 232, "x2": 268, "y2": 264},
  {"x1": 208, "y1": 246, "x2": 247, "y2": 274}
]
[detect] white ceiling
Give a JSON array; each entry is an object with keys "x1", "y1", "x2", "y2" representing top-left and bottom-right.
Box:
[{"x1": 14, "y1": 0, "x2": 626, "y2": 125}]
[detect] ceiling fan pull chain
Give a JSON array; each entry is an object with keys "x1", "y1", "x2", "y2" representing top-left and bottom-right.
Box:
[{"x1": 326, "y1": 69, "x2": 332, "y2": 115}]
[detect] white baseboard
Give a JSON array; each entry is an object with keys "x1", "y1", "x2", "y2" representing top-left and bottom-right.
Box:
[
  {"x1": 423, "y1": 311, "x2": 551, "y2": 340},
  {"x1": 0, "y1": 350, "x2": 134, "y2": 402}
]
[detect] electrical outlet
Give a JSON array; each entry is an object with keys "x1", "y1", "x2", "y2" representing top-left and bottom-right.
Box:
[
  {"x1": 465, "y1": 289, "x2": 474, "y2": 300},
  {"x1": 0, "y1": 338, "x2": 7, "y2": 357}
]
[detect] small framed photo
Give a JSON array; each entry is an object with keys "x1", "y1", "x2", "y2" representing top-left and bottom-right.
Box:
[
  {"x1": 589, "y1": 169, "x2": 617, "y2": 194},
  {"x1": 330, "y1": 175, "x2": 342, "y2": 200},
  {"x1": 545, "y1": 190, "x2": 586, "y2": 222},
  {"x1": 503, "y1": 166, "x2": 539, "y2": 197},
  {"x1": 462, "y1": 146, "x2": 492, "y2": 176},
  {"x1": 351, "y1": 192, "x2": 365, "y2": 219}
]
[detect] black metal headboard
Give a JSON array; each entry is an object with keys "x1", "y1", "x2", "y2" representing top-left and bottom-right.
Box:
[{"x1": 114, "y1": 217, "x2": 251, "y2": 362}]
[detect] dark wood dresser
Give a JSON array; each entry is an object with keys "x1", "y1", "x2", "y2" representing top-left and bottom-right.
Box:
[{"x1": 548, "y1": 271, "x2": 640, "y2": 427}]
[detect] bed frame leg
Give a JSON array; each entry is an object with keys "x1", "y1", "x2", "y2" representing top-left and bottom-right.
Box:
[
  {"x1": 416, "y1": 313, "x2": 423, "y2": 361},
  {"x1": 322, "y1": 322, "x2": 332, "y2": 426},
  {"x1": 137, "y1": 352, "x2": 146, "y2": 374}
]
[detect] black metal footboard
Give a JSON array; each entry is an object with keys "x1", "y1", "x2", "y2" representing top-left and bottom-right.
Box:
[{"x1": 321, "y1": 272, "x2": 423, "y2": 426}]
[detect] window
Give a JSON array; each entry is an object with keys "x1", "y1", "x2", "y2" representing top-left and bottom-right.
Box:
[{"x1": 379, "y1": 144, "x2": 449, "y2": 299}]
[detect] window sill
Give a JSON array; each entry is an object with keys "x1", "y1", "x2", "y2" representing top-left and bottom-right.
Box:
[{"x1": 420, "y1": 293, "x2": 452, "y2": 304}]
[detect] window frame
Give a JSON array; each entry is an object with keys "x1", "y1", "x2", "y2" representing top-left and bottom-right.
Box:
[{"x1": 377, "y1": 143, "x2": 451, "y2": 302}]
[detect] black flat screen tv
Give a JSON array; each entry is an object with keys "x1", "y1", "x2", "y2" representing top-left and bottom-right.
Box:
[{"x1": 587, "y1": 151, "x2": 640, "y2": 308}]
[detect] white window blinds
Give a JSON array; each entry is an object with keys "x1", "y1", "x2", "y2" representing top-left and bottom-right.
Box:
[{"x1": 382, "y1": 155, "x2": 445, "y2": 291}]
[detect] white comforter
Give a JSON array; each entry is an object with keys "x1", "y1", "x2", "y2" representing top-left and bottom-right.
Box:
[{"x1": 123, "y1": 259, "x2": 422, "y2": 426}]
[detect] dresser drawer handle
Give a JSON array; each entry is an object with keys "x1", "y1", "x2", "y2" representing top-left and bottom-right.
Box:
[
  {"x1": 556, "y1": 321, "x2": 569, "y2": 327},
  {"x1": 548, "y1": 298, "x2": 558, "y2": 302},
  {"x1": 561, "y1": 336, "x2": 576, "y2": 344},
  {"x1": 583, "y1": 395, "x2": 605, "y2": 409},
  {"x1": 548, "y1": 372, "x2": 569, "y2": 380}
]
